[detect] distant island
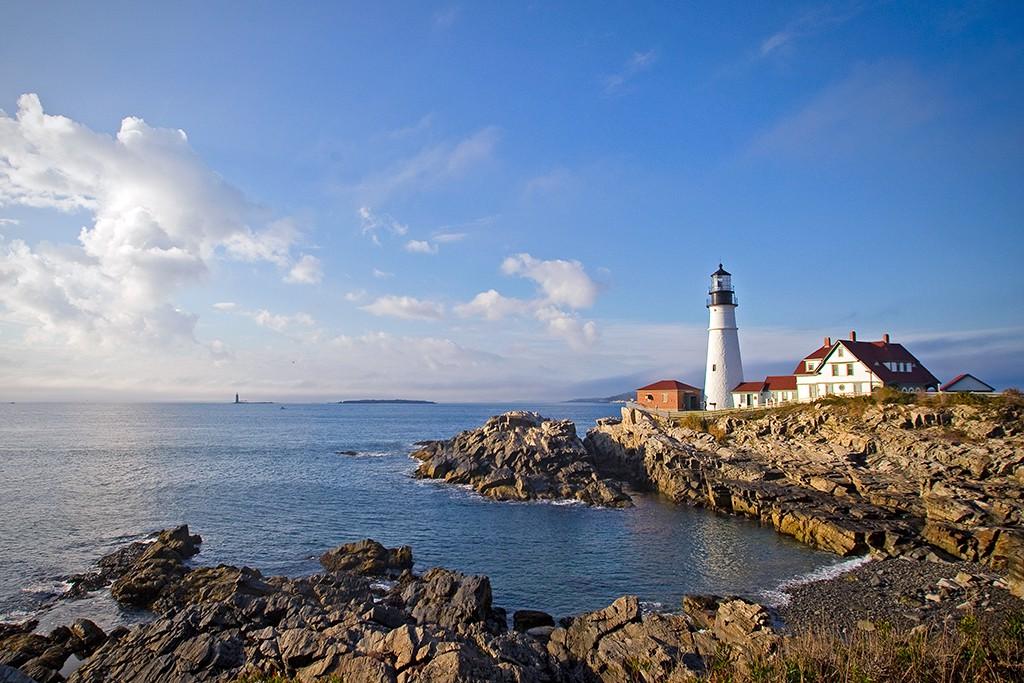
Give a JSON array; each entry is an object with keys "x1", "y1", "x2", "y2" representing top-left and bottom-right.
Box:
[
  {"x1": 565, "y1": 392, "x2": 633, "y2": 404},
  {"x1": 337, "y1": 399, "x2": 437, "y2": 405}
]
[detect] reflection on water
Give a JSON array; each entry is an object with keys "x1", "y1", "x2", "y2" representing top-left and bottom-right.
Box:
[{"x1": 0, "y1": 402, "x2": 844, "y2": 621}]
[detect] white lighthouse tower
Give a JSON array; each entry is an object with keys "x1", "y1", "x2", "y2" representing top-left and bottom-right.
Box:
[{"x1": 703, "y1": 264, "x2": 744, "y2": 411}]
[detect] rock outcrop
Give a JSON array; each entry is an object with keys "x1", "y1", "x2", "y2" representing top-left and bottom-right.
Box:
[
  {"x1": 412, "y1": 411, "x2": 632, "y2": 507},
  {"x1": 586, "y1": 401, "x2": 1024, "y2": 568},
  {"x1": 320, "y1": 539, "x2": 413, "y2": 576},
  {"x1": 2, "y1": 531, "x2": 794, "y2": 683}
]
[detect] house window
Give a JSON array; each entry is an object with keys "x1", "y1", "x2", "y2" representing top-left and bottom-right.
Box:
[
  {"x1": 746, "y1": 393, "x2": 753, "y2": 406},
  {"x1": 645, "y1": 394, "x2": 654, "y2": 401},
  {"x1": 831, "y1": 364, "x2": 840, "y2": 376},
  {"x1": 847, "y1": 363, "x2": 854, "y2": 376},
  {"x1": 806, "y1": 361, "x2": 816, "y2": 371},
  {"x1": 712, "y1": 364, "x2": 716, "y2": 372},
  {"x1": 837, "y1": 347, "x2": 844, "y2": 358},
  {"x1": 662, "y1": 392, "x2": 668, "y2": 402},
  {"x1": 839, "y1": 384, "x2": 845, "y2": 391}
]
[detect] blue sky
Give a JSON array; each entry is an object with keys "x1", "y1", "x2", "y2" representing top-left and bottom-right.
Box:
[{"x1": 1, "y1": 1, "x2": 1022, "y2": 400}]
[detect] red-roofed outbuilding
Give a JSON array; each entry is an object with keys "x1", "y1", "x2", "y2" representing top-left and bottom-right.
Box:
[{"x1": 636, "y1": 380, "x2": 702, "y2": 411}]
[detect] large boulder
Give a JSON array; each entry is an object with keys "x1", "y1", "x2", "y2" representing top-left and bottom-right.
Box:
[
  {"x1": 412, "y1": 411, "x2": 632, "y2": 507},
  {"x1": 320, "y1": 539, "x2": 413, "y2": 576},
  {"x1": 400, "y1": 568, "x2": 500, "y2": 632}
]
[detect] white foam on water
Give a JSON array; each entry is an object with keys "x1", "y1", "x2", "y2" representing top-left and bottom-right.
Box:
[{"x1": 759, "y1": 554, "x2": 873, "y2": 607}]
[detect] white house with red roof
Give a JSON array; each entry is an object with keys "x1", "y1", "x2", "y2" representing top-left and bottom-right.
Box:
[{"x1": 732, "y1": 330, "x2": 940, "y2": 406}]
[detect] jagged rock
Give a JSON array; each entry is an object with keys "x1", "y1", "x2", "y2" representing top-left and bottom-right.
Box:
[
  {"x1": 412, "y1": 411, "x2": 632, "y2": 507},
  {"x1": 104, "y1": 525, "x2": 202, "y2": 609},
  {"x1": 0, "y1": 665, "x2": 37, "y2": 683},
  {"x1": 320, "y1": 539, "x2": 413, "y2": 576},
  {"x1": 513, "y1": 610, "x2": 554, "y2": 632},
  {"x1": 401, "y1": 568, "x2": 499, "y2": 632}
]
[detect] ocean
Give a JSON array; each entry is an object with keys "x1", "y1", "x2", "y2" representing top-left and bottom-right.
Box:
[{"x1": 0, "y1": 401, "x2": 845, "y2": 628}]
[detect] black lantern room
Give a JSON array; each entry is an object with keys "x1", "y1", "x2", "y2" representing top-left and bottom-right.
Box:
[{"x1": 707, "y1": 264, "x2": 737, "y2": 307}]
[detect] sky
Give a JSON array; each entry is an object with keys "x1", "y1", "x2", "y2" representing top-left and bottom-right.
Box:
[{"x1": 0, "y1": 1, "x2": 1022, "y2": 401}]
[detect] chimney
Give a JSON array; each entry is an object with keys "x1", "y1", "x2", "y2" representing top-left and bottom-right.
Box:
[
  {"x1": 849, "y1": 330, "x2": 857, "y2": 342},
  {"x1": 882, "y1": 333, "x2": 890, "y2": 344},
  {"x1": 824, "y1": 336, "x2": 832, "y2": 347}
]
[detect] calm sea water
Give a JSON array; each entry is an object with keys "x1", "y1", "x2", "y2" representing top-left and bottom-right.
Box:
[{"x1": 0, "y1": 402, "x2": 844, "y2": 626}]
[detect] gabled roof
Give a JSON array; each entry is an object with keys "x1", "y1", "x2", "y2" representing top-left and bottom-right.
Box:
[
  {"x1": 793, "y1": 344, "x2": 832, "y2": 375},
  {"x1": 732, "y1": 375, "x2": 797, "y2": 394},
  {"x1": 822, "y1": 339, "x2": 939, "y2": 387},
  {"x1": 637, "y1": 379, "x2": 701, "y2": 392},
  {"x1": 764, "y1": 375, "x2": 797, "y2": 390},
  {"x1": 940, "y1": 373, "x2": 995, "y2": 392}
]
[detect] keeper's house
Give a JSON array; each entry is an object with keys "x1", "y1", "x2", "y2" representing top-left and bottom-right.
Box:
[
  {"x1": 732, "y1": 331, "x2": 940, "y2": 406},
  {"x1": 636, "y1": 380, "x2": 702, "y2": 411}
]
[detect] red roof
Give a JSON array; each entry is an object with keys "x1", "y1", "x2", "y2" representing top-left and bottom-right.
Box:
[
  {"x1": 940, "y1": 373, "x2": 994, "y2": 392},
  {"x1": 764, "y1": 375, "x2": 797, "y2": 390},
  {"x1": 637, "y1": 379, "x2": 701, "y2": 392},
  {"x1": 793, "y1": 344, "x2": 831, "y2": 375},
  {"x1": 732, "y1": 375, "x2": 797, "y2": 393},
  {"x1": 831, "y1": 339, "x2": 939, "y2": 387}
]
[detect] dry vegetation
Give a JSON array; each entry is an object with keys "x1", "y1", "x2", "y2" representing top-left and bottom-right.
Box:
[{"x1": 705, "y1": 611, "x2": 1024, "y2": 683}]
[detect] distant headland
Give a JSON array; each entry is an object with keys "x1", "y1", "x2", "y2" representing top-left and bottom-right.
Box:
[
  {"x1": 565, "y1": 392, "x2": 632, "y2": 404},
  {"x1": 337, "y1": 399, "x2": 437, "y2": 405}
]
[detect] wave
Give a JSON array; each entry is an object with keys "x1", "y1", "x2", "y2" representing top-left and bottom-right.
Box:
[{"x1": 759, "y1": 554, "x2": 873, "y2": 606}]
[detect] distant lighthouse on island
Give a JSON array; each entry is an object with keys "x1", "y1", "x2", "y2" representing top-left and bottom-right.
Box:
[{"x1": 703, "y1": 264, "x2": 744, "y2": 411}]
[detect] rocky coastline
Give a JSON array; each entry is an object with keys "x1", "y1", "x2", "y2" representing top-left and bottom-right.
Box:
[{"x1": 3, "y1": 397, "x2": 1024, "y2": 681}]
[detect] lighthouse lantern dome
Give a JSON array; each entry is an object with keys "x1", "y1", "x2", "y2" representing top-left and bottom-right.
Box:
[{"x1": 708, "y1": 264, "x2": 737, "y2": 306}]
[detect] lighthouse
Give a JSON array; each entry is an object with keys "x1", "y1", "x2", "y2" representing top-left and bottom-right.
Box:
[{"x1": 703, "y1": 264, "x2": 744, "y2": 411}]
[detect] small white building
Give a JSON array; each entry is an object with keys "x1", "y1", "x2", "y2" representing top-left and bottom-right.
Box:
[
  {"x1": 731, "y1": 375, "x2": 797, "y2": 408},
  {"x1": 940, "y1": 374, "x2": 995, "y2": 393}
]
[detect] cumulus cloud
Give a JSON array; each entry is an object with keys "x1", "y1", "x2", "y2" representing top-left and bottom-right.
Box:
[
  {"x1": 454, "y1": 289, "x2": 531, "y2": 321},
  {"x1": 284, "y1": 254, "x2": 323, "y2": 284},
  {"x1": 455, "y1": 254, "x2": 602, "y2": 349},
  {"x1": 404, "y1": 239, "x2": 438, "y2": 254},
  {"x1": 0, "y1": 94, "x2": 310, "y2": 347},
  {"x1": 500, "y1": 253, "x2": 599, "y2": 309},
  {"x1": 248, "y1": 309, "x2": 316, "y2": 333},
  {"x1": 361, "y1": 295, "x2": 444, "y2": 321}
]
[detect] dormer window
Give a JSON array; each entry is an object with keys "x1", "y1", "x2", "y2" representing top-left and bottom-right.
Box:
[{"x1": 806, "y1": 361, "x2": 816, "y2": 371}]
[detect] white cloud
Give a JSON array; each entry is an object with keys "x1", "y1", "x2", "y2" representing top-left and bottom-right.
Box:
[
  {"x1": 433, "y1": 6, "x2": 460, "y2": 29},
  {"x1": 361, "y1": 295, "x2": 444, "y2": 321},
  {"x1": 404, "y1": 239, "x2": 438, "y2": 255},
  {"x1": 0, "y1": 94, "x2": 305, "y2": 348},
  {"x1": 248, "y1": 309, "x2": 316, "y2": 333},
  {"x1": 604, "y1": 49, "x2": 658, "y2": 95},
  {"x1": 535, "y1": 305, "x2": 599, "y2": 350},
  {"x1": 372, "y1": 268, "x2": 393, "y2": 279},
  {"x1": 358, "y1": 206, "x2": 408, "y2": 246},
  {"x1": 0, "y1": 218, "x2": 19, "y2": 226},
  {"x1": 284, "y1": 254, "x2": 323, "y2": 284},
  {"x1": 759, "y1": 4, "x2": 865, "y2": 58},
  {"x1": 212, "y1": 302, "x2": 237, "y2": 311},
  {"x1": 500, "y1": 253, "x2": 599, "y2": 309},
  {"x1": 433, "y1": 231, "x2": 466, "y2": 243},
  {"x1": 454, "y1": 289, "x2": 532, "y2": 321},
  {"x1": 344, "y1": 289, "x2": 367, "y2": 303}
]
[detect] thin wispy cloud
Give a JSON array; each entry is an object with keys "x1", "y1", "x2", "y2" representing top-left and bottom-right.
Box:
[
  {"x1": 0, "y1": 218, "x2": 19, "y2": 226},
  {"x1": 603, "y1": 49, "x2": 658, "y2": 95},
  {"x1": 748, "y1": 62, "x2": 942, "y2": 161},
  {"x1": 433, "y1": 6, "x2": 460, "y2": 30},
  {"x1": 759, "y1": 2, "x2": 867, "y2": 58},
  {"x1": 351, "y1": 127, "x2": 500, "y2": 202},
  {"x1": 358, "y1": 206, "x2": 408, "y2": 246}
]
